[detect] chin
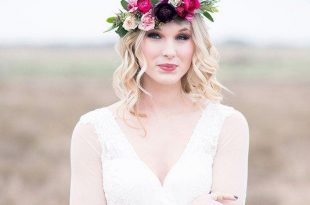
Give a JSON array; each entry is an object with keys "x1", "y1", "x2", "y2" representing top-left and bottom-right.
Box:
[
  {"x1": 143, "y1": 68, "x2": 187, "y2": 85},
  {"x1": 152, "y1": 75, "x2": 184, "y2": 85}
]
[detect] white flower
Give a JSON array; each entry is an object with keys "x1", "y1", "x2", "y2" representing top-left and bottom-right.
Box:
[
  {"x1": 122, "y1": 15, "x2": 138, "y2": 31},
  {"x1": 168, "y1": 0, "x2": 182, "y2": 7}
]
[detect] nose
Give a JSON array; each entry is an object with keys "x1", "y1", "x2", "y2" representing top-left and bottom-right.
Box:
[{"x1": 162, "y1": 39, "x2": 176, "y2": 59}]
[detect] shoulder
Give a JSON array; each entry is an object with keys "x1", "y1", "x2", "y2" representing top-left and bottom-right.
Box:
[
  {"x1": 79, "y1": 101, "x2": 121, "y2": 124},
  {"x1": 212, "y1": 104, "x2": 250, "y2": 150},
  {"x1": 78, "y1": 107, "x2": 107, "y2": 125},
  {"x1": 77, "y1": 101, "x2": 122, "y2": 126},
  {"x1": 216, "y1": 103, "x2": 249, "y2": 139},
  {"x1": 72, "y1": 101, "x2": 124, "y2": 150},
  {"x1": 71, "y1": 107, "x2": 107, "y2": 140},
  {"x1": 71, "y1": 107, "x2": 109, "y2": 140},
  {"x1": 211, "y1": 102, "x2": 248, "y2": 124},
  {"x1": 71, "y1": 102, "x2": 120, "y2": 146},
  {"x1": 208, "y1": 102, "x2": 249, "y2": 135},
  {"x1": 72, "y1": 101, "x2": 124, "y2": 138}
]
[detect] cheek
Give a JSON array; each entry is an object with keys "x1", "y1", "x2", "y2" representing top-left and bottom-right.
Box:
[
  {"x1": 179, "y1": 43, "x2": 194, "y2": 63},
  {"x1": 141, "y1": 41, "x2": 159, "y2": 63}
]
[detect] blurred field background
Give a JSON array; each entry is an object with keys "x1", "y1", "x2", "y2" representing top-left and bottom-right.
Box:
[{"x1": 0, "y1": 44, "x2": 309, "y2": 205}]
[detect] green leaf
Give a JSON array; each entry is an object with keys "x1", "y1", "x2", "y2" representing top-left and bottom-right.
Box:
[
  {"x1": 207, "y1": 6, "x2": 219, "y2": 13},
  {"x1": 203, "y1": 11, "x2": 214, "y2": 22},
  {"x1": 115, "y1": 24, "x2": 128, "y2": 37},
  {"x1": 121, "y1": 0, "x2": 128, "y2": 11},
  {"x1": 200, "y1": 0, "x2": 220, "y2": 9},
  {"x1": 109, "y1": 13, "x2": 124, "y2": 28},
  {"x1": 106, "y1": 16, "x2": 116, "y2": 23},
  {"x1": 151, "y1": 0, "x2": 160, "y2": 5},
  {"x1": 200, "y1": 4, "x2": 219, "y2": 13},
  {"x1": 103, "y1": 25, "x2": 117, "y2": 33}
]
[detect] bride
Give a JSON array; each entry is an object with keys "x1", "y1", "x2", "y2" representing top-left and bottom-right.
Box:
[{"x1": 70, "y1": 1, "x2": 249, "y2": 205}]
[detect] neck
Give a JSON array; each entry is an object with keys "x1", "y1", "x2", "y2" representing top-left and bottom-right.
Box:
[{"x1": 137, "y1": 77, "x2": 193, "y2": 115}]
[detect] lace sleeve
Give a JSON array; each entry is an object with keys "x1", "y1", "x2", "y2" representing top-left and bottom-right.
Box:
[
  {"x1": 69, "y1": 121, "x2": 107, "y2": 205},
  {"x1": 211, "y1": 110, "x2": 250, "y2": 205}
]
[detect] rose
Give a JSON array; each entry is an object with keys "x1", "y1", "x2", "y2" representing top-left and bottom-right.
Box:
[
  {"x1": 176, "y1": 0, "x2": 200, "y2": 21},
  {"x1": 137, "y1": 0, "x2": 152, "y2": 13},
  {"x1": 138, "y1": 11, "x2": 155, "y2": 31},
  {"x1": 154, "y1": 2, "x2": 177, "y2": 23},
  {"x1": 176, "y1": 6, "x2": 187, "y2": 19},
  {"x1": 128, "y1": 0, "x2": 138, "y2": 12},
  {"x1": 122, "y1": 15, "x2": 138, "y2": 31},
  {"x1": 183, "y1": 0, "x2": 200, "y2": 11}
]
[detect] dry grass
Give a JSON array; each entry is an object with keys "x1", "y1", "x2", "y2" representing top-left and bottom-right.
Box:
[{"x1": 0, "y1": 46, "x2": 309, "y2": 205}]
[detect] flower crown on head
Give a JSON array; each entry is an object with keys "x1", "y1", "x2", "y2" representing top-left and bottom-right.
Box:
[{"x1": 105, "y1": 0, "x2": 220, "y2": 37}]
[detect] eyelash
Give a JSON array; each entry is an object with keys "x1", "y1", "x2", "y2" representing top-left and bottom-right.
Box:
[{"x1": 146, "y1": 32, "x2": 191, "y2": 40}]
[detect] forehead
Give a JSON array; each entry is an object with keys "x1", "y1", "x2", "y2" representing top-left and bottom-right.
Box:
[{"x1": 155, "y1": 20, "x2": 192, "y2": 33}]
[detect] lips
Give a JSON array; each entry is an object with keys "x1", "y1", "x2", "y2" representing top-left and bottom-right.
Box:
[{"x1": 157, "y1": 63, "x2": 177, "y2": 72}]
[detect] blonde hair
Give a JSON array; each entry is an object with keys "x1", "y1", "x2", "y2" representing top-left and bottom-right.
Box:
[{"x1": 112, "y1": 14, "x2": 232, "y2": 132}]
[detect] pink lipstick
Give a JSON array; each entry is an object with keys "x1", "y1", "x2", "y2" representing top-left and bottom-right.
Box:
[{"x1": 158, "y1": 64, "x2": 177, "y2": 72}]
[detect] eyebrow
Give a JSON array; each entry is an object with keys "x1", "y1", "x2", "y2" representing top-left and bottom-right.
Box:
[
  {"x1": 178, "y1": 28, "x2": 190, "y2": 32},
  {"x1": 155, "y1": 27, "x2": 191, "y2": 32}
]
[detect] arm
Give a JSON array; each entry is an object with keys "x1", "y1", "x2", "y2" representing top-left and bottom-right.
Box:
[
  {"x1": 70, "y1": 122, "x2": 107, "y2": 205},
  {"x1": 211, "y1": 110, "x2": 250, "y2": 205}
]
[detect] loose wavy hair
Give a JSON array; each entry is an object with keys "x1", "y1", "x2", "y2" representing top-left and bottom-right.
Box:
[{"x1": 112, "y1": 14, "x2": 232, "y2": 131}]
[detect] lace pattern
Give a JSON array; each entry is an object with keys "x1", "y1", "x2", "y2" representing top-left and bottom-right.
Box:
[{"x1": 76, "y1": 101, "x2": 236, "y2": 205}]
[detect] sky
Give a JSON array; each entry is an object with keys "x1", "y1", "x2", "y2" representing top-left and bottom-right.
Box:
[{"x1": 1, "y1": 0, "x2": 310, "y2": 47}]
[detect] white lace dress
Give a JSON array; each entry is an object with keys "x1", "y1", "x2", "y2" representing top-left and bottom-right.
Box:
[{"x1": 70, "y1": 101, "x2": 249, "y2": 205}]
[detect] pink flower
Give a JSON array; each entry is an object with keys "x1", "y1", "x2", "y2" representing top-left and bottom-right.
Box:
[
  {"x1": 138, "y1": 11, "x2": 155, "y2": 31},
  {"x1": 128, "y1": 0, "x2": 138, "y2": 12},
  {"x1": 137, "y1": 0, "x2": 152, "y2": 14},
  {"x1": 176, "y1": 0, "x2": 200, "y2": 21}
]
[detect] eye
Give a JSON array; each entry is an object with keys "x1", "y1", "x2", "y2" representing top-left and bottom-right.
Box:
[
  {"x1": 146, "y1": 32, "x2": 161, "y2": 39},
  {"x1": 176, "y1": 34, "x2": 191, "y2": 40}
]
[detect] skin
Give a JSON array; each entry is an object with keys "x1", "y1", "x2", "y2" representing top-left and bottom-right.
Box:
[
  {"x1": 140, "y1": 20, "x2": 194, "y2": 86},
  {"x1": 109, "y1": 20, "x2": 237, "y2": 205},
  {"x1": 136, "y1": 20, "x2": 198, "y2": 119}
]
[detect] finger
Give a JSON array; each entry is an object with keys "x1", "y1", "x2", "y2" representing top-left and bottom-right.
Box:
[
  {"x1": 191, "y1": 193, "x2": 224, "y2": 205},
  {"x1": 218, "y1": 194, "x2": 238, "y2": 201},
  {"x1": 210, "y1": 192, "x2": 238, "y2": 201}
]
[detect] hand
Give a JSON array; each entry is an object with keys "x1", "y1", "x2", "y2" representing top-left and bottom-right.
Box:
[{"x1": 190, "y1": 191, "x2": 238, "y2": 205}]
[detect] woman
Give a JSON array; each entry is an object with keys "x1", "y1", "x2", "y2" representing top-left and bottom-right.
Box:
[{"x1": 70, "y1": 1, "x2": 249, "y2": 205}]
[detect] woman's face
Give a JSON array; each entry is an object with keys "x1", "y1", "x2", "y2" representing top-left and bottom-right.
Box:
[{"x1": 140, "y1": 20, "x2": 194, "y2": 86}]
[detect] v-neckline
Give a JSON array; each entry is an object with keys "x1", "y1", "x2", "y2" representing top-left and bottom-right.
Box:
[{"x1": 105, "y1": 101, "x2": 210, "y2": 188}]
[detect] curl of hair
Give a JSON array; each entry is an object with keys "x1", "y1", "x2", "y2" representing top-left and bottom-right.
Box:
[{"x1": 112, "y1": 14, "x2": 232, "y2": 132}]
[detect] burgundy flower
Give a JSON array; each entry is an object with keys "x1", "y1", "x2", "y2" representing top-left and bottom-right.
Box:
[
  {"x1": 154, "y1": 2, "x2": 177, "y2": 23},
  {"x1": 137, "y1": 0, "x2": 152, "y2": 14},
  {"x1": 176, "y1": 0, "x2": 200, "y2": 21},
  {"x1": 183, "y1": 0, "x2": 200, "y2": 11}
]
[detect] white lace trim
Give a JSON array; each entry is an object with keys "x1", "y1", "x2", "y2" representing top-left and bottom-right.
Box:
[
  {"x1": 76, "y1": 102, "x2": 236, "y2": 205},
  {"x1": 77, "y1": 102, "x2": 235, "y2": 161}
]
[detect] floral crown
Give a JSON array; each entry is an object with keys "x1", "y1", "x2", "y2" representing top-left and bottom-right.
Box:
[{"x1": 105, "y1": 0, "x2": 219, "y2": 37}]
